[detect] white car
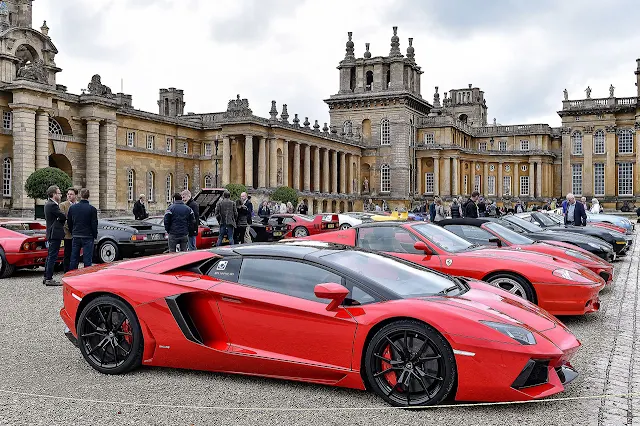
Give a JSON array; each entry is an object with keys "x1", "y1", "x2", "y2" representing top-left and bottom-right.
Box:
[{"x1": 320, "y1": 212, "x2": 364, "y2": 230}]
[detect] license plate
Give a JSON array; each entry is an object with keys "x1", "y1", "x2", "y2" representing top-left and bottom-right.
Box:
[
  {"x1": 273, "y1": 231, "x2": 282, "y2": 237},
  {"x1": 151, "y1": 233, "x2": 162, "y2": 240},
  {"x1": 327, "y1": 224, "x2": 335, "y2": 229}
]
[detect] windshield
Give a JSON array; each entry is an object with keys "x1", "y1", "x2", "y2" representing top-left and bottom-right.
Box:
[
  {"x1": 485, "y1": 222, "x2": 534, "y2": 245},
  {"x1": 532, "y1": 213, "x2": 558, "y2": 227},
  {"x1": 411, "y1": 224, "x2": 474, "y2": 253},
  {"x1": 504, "y1": 215, "x2": 543, "y2": 233},
  {"x1": 543, "y1": 213, "x2": 564, "y2": 225},
  {"x1": 296, "y1": 215, "x2": 315, "y2": 222},
  {"x1": 323, "y1": 251, "x2": 457, "y2": 298}
]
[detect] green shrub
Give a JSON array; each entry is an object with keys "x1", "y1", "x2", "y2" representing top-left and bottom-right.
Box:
[
  {"x1": 225, "y1": 183, "x2": 247, "y2": 200},
  {"x1": 25, "y1": 167, "x2": 72, "y2": 200},
  {"x1": 271, "y1": 186, "x2": 298, "y2": 208}
]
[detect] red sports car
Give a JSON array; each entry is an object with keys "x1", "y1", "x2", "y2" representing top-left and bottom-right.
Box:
[
  {"x1": 0, "y1": 220, "x2": 64, "y2": 278},
  {"x1": 303, "y1": 223, "x2": 605, "y2": 316},
  {"x1": 269, "y1": 213, "x2": 340, "y2": 238},
  {"x1": 435, "y1": 218, "x2": 614, "y2": 285},
  {"x1": 60, "y1": 242, "x2": 580, "y2": 406},
  {"x1": 145, "y1": 216, "x2": 216, "y2": 249}
]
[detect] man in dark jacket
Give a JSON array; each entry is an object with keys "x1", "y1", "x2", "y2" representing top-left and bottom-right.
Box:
[
  {"x1": 43, "y1": 185, "x2": 65, "y2": 286},
  {"x1": 133, "y1": 194, "x2": 149, "y2": 220},
  {"x1": 59, "y1": 187, "x2": 77, "y2": 272},
  {"x1": 463, "y1": 191, "x2": 480, "y2": 218},
  {"x1": 477, "y1": 197, "x2": 487, "y2": 217},
  {"x1": 68, "y1": 188, "x2": 99, "y2": 270},
  {"x1": 235, "y1": 198, "x2": 249, "y2": 244},
  {"x1": 240, "y1": 192, "x2": 254, "y2": 243},
  {"x1": 182, "y1": 189, "x2": 200, "y2": 251},
  {"x1": 429, "y1": 199, "x2": 437, "y2": 222},
  {"x1": 564, "y1": 193, "x2": 587, "y2": 226},
  {"x1": 297, "y1": 200, "x2": 308, "y2": 215},
  {"x1": 164, "y1": 193, "x2": 196, "y2": 252},
  {"x1": 215, "y1": 190, "x2": 237, "y2": 246}
]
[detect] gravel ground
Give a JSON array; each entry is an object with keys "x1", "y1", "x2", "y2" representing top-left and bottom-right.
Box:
[{"x1": 0, "y1": 237, "x2": 638, "y2": 426}]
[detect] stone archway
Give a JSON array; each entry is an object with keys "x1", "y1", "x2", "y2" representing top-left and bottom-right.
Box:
[
  {"x1": 331, "y1": 200, "x2": 337, "y2": 213},
  {"x1": 49, "y1": 154, "x2": 72, "y2": 179}
]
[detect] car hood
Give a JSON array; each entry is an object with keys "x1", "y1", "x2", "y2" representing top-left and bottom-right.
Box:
[
  {"x1": 454, "y1": 247, "x2": 575, "y2": 270},
  {"x1": 529, "y1": 230, "x2": 612, "y2": 247},
  {"x1": 99, "y1": 219, "x2": 165, "y2": 233}
]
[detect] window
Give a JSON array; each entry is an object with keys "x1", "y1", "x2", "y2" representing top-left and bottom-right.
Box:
[
  {"x1": 594, "y1": 163, "x2": 605, "y2": 196},
  {"x1": 443, "y1": 225, "x2": 495, "y2": 246},
  {"x1": 520, "y1": 175, "x2": 530, "y2": 196},
  {"x1": 183, "y1": 174, "x2": 189, "y2": 191},
  {"x1": 593, "y1": 130, "x2": 605, "y2": 154},
  {"x1": 618, "y1": 163, "x2": 633, "y2": 196},
  {"x1": 205, "y1": 143, "x2": 212, "y2": 156},
  {"x1": 424, "y1": 133, "x2": 435, "y2": 144},
  {"x1": 520, "y1": 140, "x2": 529, "y2": 151},
  {"x1": 380, "y1": 164, "x2": 390, "y2": 192},
  {"x1": 183, "y1": 141, "x2": 189, "y2": 155},
  {"x1": 49, "y1": 118, "x2": 63, "y2": 135},
  {"x1": 618, "y1": 130, "x2": 634, "y2": 154},
  {"x1": 356, "y1": 226, "x2": 422, "y2": 254},
  {"x1": 166, "y1": 137, "x2": 173, "y2": 153},
  {"x1": 474, "y1": 175, "x2": 481, "y2": 193},
  {"x1": 147, "y1": 171, "x2": 155, "y2": 202},
  {"x1": 146, "y1": 135, "x2": 155, "y2": 150},
  {"x1": 238, "y1": 258, "x2": 342, "y2": 303},
  {"x1": 478, "y1": 141, "x2": 487, "y2": 151},
  {"x1": 488, "y1": 175, "x2": 496, "y2": 195},
  {"x1": 503, "y1": 176, "x2": 512, "y2": 196},
  {"x1": 425, "y1": 172, "x2": 434, "y2": 194},
  {"x1": 204, "y1": 175, "x2": 212, "y2": 188},
  {"x1": 380, "y1": 118, "x2": 390, "y2": 145},
  {"x1": 343, "y1": 120, "x2": 352, "y2": 135},
  {"x1": 571, "y1": 163, "x2": 582, "y2": 196},
  {"x1": 165, "y1": 174, "x2": 173, "y2": 203},
  {"x1": 2, "y1": 111, "x2": 12, "y2": 130},
  {"x1": 499, "y1": 140, "x2": 507, "y2": 151},
  {"x1": 2, "y1": 157, "x2": 11, "y2": 197},
  {"x1": 571, "y1": 131, "x2": 583, "y2": 155},
  {"x1": 126, "y1": 131, "x2": 135, "y2": 147},
  {"x1": 463, "y1": 175, "x2": 468, "y2": 195},
  {"x1": 127, "y1": 169, "x2": 135, "y2": 201}
]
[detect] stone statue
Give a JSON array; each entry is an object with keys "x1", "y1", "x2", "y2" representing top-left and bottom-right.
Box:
[
  {"x1": 493, "y1": 117, "x2": 497, "y2": 126},
  {"x1": 277, "y1": 168, "x2": 283, "y2": 185},
  {"x1": 363, "y1": 177, "x2": 369, "y2": 193},
  {"x1": 87, "y1": 74, "x2": 115, "y2": 98},
  {"x1": 585, "y1": 86, "x2": 591, "y2": 99},
  {"x1": 609, "y1": 84, "x2": 615, "y2": 97},
  {"x1": 16, "y1": 59, "x2": 48, "y2": 84},
  {"x1": 433, "y1": 86, "x2": 440, "y2": 106},
  {"x1": 563, "y1": 88, "x2": 568, "y2": 101},
  {"x1": 353, "y1": 178, "x2": 357, "y2": 191},
  {"x1": 224, "y1": 94, "x2": 252, "y2": 118}
]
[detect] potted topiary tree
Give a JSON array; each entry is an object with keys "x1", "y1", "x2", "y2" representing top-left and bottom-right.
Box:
[
  {"x1": 25, "y1": 167, "x2": 72, "y2": 219},
  {"x1": 224, "y1": 183, "x2": 247, "y2": 201}
]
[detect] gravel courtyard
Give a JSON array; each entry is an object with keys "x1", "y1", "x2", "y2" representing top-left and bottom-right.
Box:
[{"x1": 0, "y1": 236, "x2": 639, "y2": 425}]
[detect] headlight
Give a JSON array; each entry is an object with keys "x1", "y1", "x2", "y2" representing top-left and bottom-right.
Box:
[
  {"x1": 553, "y1": 268, "x2": 594, "y2": 283},
  {"x1": 480, "y1": 321, "x2": 536, "y2": 345},
  {"x1": 564, "y1": 249, "x2": 591, "y2": 261},
  {"x1": 588, "y1": 242, "x2": 604, "y2": 249}
]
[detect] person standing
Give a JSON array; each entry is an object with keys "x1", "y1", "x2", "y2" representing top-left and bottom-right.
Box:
[
  {"x1": 428, "y1": 198, "x2": 437, "y2": 222},
  {"x1": 215, "y1": 190, "x2": 237, "y2": 246},
  {"x1": 164, "y1": 193, "x2": 195, "y2": 252},
  {"x1": 564, "y1": 193, "x2": 587, "y2": 226},
  {"x1": 181, "y1": 190, "x2": 200, "y2": 251},
  {"x1": 43, "y1": 185, "x2": 65, "y2": 286},
  {"x1": 59, "y1": 187, "x2": 78, "y2": 272},
  {"x1": 450, "y1": 198, "x2": 461, "y2": 218},
  {"x1": 240, "y1": 192, "x2": 254, "y2": 243},
  {"x1": 434, "y1": 198, "x2": 446, "y2": 222},
  {"x1": 235, "y1": 198, "x2": 249, "y2": 244},
  {"x1": 477, "y1": 197, "x2": 487, "y2": 217},
  {"x1": 258, "y1": 200, "x2": 271, "y2": 217},
  {"x1": 463, "y1": 191, "x2": 480, "y2": 218},
  {"x1": 133, "y1": 194, "x2": 149, "y2": 220},
  {"x1": 297, "y1": 200, "x2": 308, "y2": 215},
  {"x1": 68, "y1": 188, "x2": 98, "y2": 270}
]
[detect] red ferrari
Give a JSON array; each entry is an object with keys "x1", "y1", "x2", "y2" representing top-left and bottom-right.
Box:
[
  {"x1": 435, "y1": 218, "x2": 614, "y2": 285},
  {"x1": 269, "y1": 213, "x2": 340, "y2": 238},
  {"x1": 145, "y1": 216, "x2": 216, "y2": 249},
  {"x1": 303, "y1": 223, "x2": 605, "y2": 316},
  {"x1": 0, "y1": 220, "x2": 64, "y2": 278},
  {"x1": 60, "y1": 242, "x2": 580, "y2": 406}
]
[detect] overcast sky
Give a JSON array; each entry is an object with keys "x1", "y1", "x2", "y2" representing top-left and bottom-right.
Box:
[{"x1": 33, "y1": 0, "x2": 640, "y2": 127}]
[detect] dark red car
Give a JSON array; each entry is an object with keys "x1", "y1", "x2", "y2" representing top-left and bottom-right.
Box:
[
  {"x1": 145, "y1": 216, "x2": 216, "y2": 249},
  {"x1": 270, "y1": 214, "x2": 340, "y2": 238},
  {"x1": 0, "y1": 220, "x2": 64, "y2": 278}
]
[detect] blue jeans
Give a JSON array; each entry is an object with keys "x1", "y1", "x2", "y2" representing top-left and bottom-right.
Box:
[
  {"x1": 217, "y1": 224, "x2": 234, "y2": 246},
  {"x1": 70, "y1": 237, "x2": 95, "y2": 270},
  {"x1": 188, "y1": 235, "x2": 197, "y2": 251},
  {"x1": 44, "y1": 239, "x2": 61, "y2": 281}
]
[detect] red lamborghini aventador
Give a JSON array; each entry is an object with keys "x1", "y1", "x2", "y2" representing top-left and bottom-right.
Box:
[{"x1": 61, "y1": 242, "x2": 579, "y2": 406}]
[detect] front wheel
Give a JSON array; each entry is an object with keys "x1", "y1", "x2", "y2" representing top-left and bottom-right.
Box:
[
  {"x1": 339, "y1": 223, "x2": 352, "y2": 230},
  {"x1": 97, "y1": 240, "x2": 120, "y2": 264},
  {"x1": 485, "y1": 273, "x2": 535, "y2": 302},
  {"x1": 77, "y1": 295, "x2": 143, "y2": 375},
  {"x1": 293, "y1": 226, "x2": 309, "y2": 238},
  {"x1": 364, "y1": 320, "x2": 456, "y2": 407}
]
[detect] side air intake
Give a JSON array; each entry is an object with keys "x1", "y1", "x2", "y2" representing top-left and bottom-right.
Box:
[{"x1": 165, "y1": 294, "x2": 203, "y2": 344}]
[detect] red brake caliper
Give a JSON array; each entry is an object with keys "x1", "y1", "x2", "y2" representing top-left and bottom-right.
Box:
[
  {"x1": 381, "y1": 345, "x2": 398, "y2": 387},
  {"x1": 121, "y1": 321, "x2": 133, "y2": 344}
]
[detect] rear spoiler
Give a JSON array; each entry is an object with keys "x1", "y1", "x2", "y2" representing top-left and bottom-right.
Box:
[{"x1": 321, "y1": 214, "x2": 339, "y2": 222}]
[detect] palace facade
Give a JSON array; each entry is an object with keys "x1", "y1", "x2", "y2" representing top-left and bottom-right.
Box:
[{"x1": 0, "y1": 1, "x2": 638, "y2": 216}]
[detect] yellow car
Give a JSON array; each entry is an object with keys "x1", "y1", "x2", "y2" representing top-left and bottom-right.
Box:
[{"x1": 371, "y1": 211, "x2": 409, "y2": 222}]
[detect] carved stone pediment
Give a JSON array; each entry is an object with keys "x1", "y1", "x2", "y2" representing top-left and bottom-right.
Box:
[{"x1": 223, "y1": 94, "x2": 252, "y2": 119}]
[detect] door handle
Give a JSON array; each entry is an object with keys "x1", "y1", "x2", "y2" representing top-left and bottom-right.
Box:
[{"x1": 220, "y1": 296, "x2": 242, "y2": 304}]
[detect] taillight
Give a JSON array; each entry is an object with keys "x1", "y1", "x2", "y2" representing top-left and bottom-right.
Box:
[
  {"x1": 266, "y1": 226, "x2": 272, "y2": 232},
  {"x1": 22, "y1": 242, "x2": 30, "y2": 250},
  {"x1": 30, "y1": 242, "x2": 37, "y2": 250},
  {"x1": 131, "y1": 234, "x2": 147, "y2": 241}
]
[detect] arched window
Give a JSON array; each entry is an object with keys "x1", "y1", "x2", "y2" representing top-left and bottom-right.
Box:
[
  {"x1": 571, "y1": 131, "x2": 583, "y2": 155},
  {"x1": 165, "y1": 174, "x2": 173, "y2": 203},
  {"x1": 127, "y1": 169, "x2": 135, "y2": 201},
  {"x1": 618, "y1": 129, "x2": 634, "y2": 154},
  {"x1": 49, "y1": 118, "x2": 64, "y2": 135},
  {"x1": 380, "y1": 118, "x2": 390, "y2": 145},
  {"x1": 147, "y1": 171, "x2": 155, "y2": 202},
  {"x1": 204, "y1": 175, "x2": 212, "y2": 188},
  {"x1": 183, "y1": 174, "x2": 189, "y2": 191},
  {"x1": 380, "y1": 164, "x2": 391, "y2": 193},
  {"x1": 2, "y1": 157, "x2": 11, "y2": 197},
  {"x1": 343, "y1": 120, "x2": 352, "y2": 135},
  {"x1": 593, "y1": 130, "x2": 605, "y2": 154}
]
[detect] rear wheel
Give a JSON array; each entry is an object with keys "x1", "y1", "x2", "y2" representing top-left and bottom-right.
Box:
[
  {"x1": 485, "y1": 273, "x2": 535, "y2": 302},
  {"x1": 0, "y1": 248, "x2": 15, "y2": 278},
  {"x1": 293, "y1": 226, "x2": 309, "y2": 238},
  {"x1": 77, "y1": 296, "x2": 143, "y2": 375},
  {"x1": 339, "y1": 223, "x2": 352, "y2": 230},
  {"x1": 364, "y1": 320, "x2": 456, "y2": 407},
  {"x1": 97, "y1": 240, "x2": 120, "y2": 263}
]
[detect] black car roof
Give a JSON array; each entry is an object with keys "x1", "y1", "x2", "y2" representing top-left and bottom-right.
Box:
[
  {"x1": 210, "y1": 241, "x2": 348, "y2": 259},
  {"x1": 435, "y1": 218, "x2": 492, "y2": 227}
]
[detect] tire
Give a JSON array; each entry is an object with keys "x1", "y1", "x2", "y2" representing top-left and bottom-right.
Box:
[
  {"x1": 77, "y1": 295, "x2": 143, "y2": 375},
  {"x1": 293, "y1": 226, "x2": 309, "y2": 238},
  {"x1": 97, "y1": 240, "x2": 120, "y2": 264},
  {"x1": 0, "y1": 247, "x2": 15, "y2": 279},
  {"x1": 339, "y1": 223, "x2": 352, "y2": 230},
  {"x1": 364, "y1": 319, "x2": 456, "y2": 407},
  {"x1": 485, "y1": 273, "x2": 536, "y2": 302}
]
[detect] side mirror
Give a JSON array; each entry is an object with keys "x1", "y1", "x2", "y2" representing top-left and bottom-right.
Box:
[
  {"x1": 414, "y1": 241, "x2": 432, "y2": 255},
  {"x1": 314, "y1": 283, "x2": 350, "y2": 311},
  {"x1": 488, "y1": 237, "x2": 502, "y2": 247}
]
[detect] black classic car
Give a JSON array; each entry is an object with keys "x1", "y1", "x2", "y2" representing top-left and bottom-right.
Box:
[{"x1": 95, "y1": 218, "x2": 168, "y2": 263}]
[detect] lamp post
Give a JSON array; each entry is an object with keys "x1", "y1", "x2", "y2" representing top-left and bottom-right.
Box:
[{"x1": 214, "y1": 139, "x2": 219, "y2": 187}]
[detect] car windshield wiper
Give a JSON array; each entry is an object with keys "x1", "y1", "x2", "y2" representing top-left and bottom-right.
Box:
[{"x1": 436, "y1": 285, "x2": 459, "y2": 296}]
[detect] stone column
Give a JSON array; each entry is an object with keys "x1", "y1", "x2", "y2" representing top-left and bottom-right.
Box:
[
  {"x1": 10, "y1": 106, "x2": 36, "y2": 210},
  {"x1": 416, "y1": 157, "x2": 422, "y2": 194},
  {"x1": 536, "y1": 161, "x2": 542, "y2": 198},
  {"x1": 347, "y1": 153, "x2": 353, "y2": 194},
  {"x1": 303, "y1": 144, "x2": 311, "y2": 192},
  {"x1": 258, "y1": 137, "x2": 266, "y2": 188},
  {"x1": 470, "y1": 161, "x2": 476, "y2": 194},
  {"x1": 529, "y1": 160, "x2": 535, "y2": 198},
  {"x1": 483, "y1": 162, "x2": 488, "y2": 196},
  {"x1": 339, "y1": 151, "x2": 346, "y2": 194},
  {"x1": 244, "y1": 135, "x2": 253, "y2": 188},
  {"x1": 35, "y1": 110, "x2": 49, "y2": 171},
  {"x1": 583, "y1": 131, "x2": 593, "y2": 196},
  {"x1": 452, "y1": 157, "x2": 459, "y2": 196},
  {"x1": 282, "y1": 140, "x2": 289, "y2": 187},
  {"x1": 293, "y1": 142, "x2": 300, "y2": 190},
  {"x1": 85, "y1": 119, "x2": 101, "y2": 208},
  {"x1": 222, "y1": 136, "x2": 231, "y2": 186},
  {"x1": 561, "y1": 130, "x2": 572, "y2": 196},
  {"x1": 101, "y1": 120, "x2": 117, "y2": 210},
  {"x1": 323, "y1": 148, "x2": 330, "y2": 193},
  {"x1": 514, "y1": 161, "x2": 520, "y2": 197},
  {"x1": 331, "y1": 150, "x2": 338, "y2": 194},
  {"x1": 314, "y1": 147, "x2": 321, "y2": 192},
  {"x1": 433, "y1": 155, "x2": 440, "y2": 196},
  {"x1": 442, "y1": 157, "x2": 451, "y2": 196},
  {"x1": 498, "y1": 162, "x2": 503, "y2": 197},
  {"x1": 269, "y1": 138, "x2": 278, "y2": 188},
  {"x1": 605, "y1": 128, "x2": 616, "y2": 197}
]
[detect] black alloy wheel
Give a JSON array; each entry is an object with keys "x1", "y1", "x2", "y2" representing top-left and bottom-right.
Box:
[
  {"x1": 364, "y1": 320, "x2": 456, "y2": 406},
  {"x1": 77, "y1": 296, "x2": 143, "y2": 375}
]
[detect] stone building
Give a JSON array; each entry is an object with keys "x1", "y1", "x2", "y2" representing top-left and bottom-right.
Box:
[{"x1": 0, "y1": 1, "x2": 637, "y2": 216}]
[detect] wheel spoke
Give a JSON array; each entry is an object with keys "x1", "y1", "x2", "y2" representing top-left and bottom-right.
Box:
[
  {"x1": 373, "y1": 366, "x2": 400, "y2": 378},
  {"x1": 96, "y1": 306, "x2": 107, "y2": 326},
  {"x1": 84, "y1": 318, "x2": 101, "y2": 332},
  {"x1": 413, "y1": 370, "x2": 429, "y2": 392},
  {"x1": 402, "y1": 330, "x2": 410, "y2": 359},
  {"x1": 373, "y1": 353, "x2": 403, "y2": 365},
  {"x1": 385, "y1": 336, "x2": 405, "y2": 359},
  {"x1": 81, "y1": 331, "x2": 107, "y2": 338},
  {"x1": 106, "y1": 305, "x2": 114, "y2": 329},
  {"x1": 113, "y1": 314, "x2": 127, "y2": 333},
  {"x1": 418, "y1": 354, "x2": 441, "y2": 362},
  {"x1": 111, "y1": 340, "x2": 119, "y2": 365},
  {"x1": 415, "y1": 365, "x2": 443, "y2": 381},
  {"x1": 99, "y1": 343, "x2": 107, "y2": 366},
  {"x1": 115, "y1": 331, "x2": 132, "y2": 336},
  {"x1": 114, "y1": 340, "x2": 131, "y2": 358},
  {"x1": 86, "y1": 336, "x2": 109, "y2": 356}
]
